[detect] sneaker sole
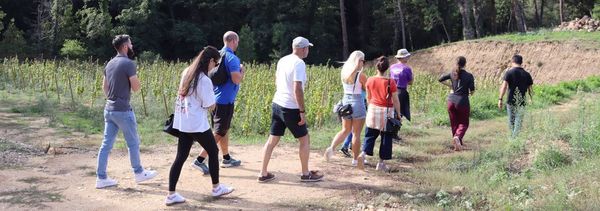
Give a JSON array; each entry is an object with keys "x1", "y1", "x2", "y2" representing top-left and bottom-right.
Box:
[
  {"x1": 95, "y1": 183, "x2": 117, "y2": 189},
  {"x1": 165, "y1": 200, "x2": 185, "y2": 206},
  {"x1": 300, "y1": 179, "x2": 323, "y2": 182},
  {"x1": 257, "y1": 177, "x2": 276, "y2": 183},
  {"x1": 300, "y1": 177, "x2": 324, "y2": 182},
  {"x1": 135, "y1": 174, "x2": 157, "y2": 183},
  {"x1": 212, "y1": 189, "x2": 234, "y2": 197},
  {"x1": 221, "y1": 163, "x2": 241, "y2": 168}
]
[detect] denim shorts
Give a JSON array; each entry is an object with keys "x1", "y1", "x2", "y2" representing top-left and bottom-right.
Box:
[{"x1": 342, "y1": 94, "x2": 366, "y2": 120}]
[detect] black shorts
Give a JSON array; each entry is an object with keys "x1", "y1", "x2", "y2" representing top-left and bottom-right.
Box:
[
  {"x1": 269, "y1": 103, "x2": 308, "y2": 138},
  {"x1": 211, "y1": 103, "x2": 234, "y2": 136}
]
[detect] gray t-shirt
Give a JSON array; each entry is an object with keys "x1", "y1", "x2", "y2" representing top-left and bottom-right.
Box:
[{"x1": 104, "y1": 55, "x2": 137, "y2": 111}]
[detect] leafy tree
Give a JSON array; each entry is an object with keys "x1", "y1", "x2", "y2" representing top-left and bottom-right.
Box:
[
  {"x1": 77, "y1": 0, "x2": 113, "y2": 59},
  {"x1": 594, "y1": 2, "x2": 600, "y2": 20},
  {"x1": 60, "y1": 39, "x2": 86, "y2": 59},
  {"x1": 0, "y1": 19, "x2": 28, "y2": 58},
  {"x1": 0, "y1": 6, "x2": 5, "y2": 31},
  {"x1": 236, "y1": 25, "x2": 257, "y2": 62},
  {"x1": 50, "y1": 0, "x2": 80, "y2": 57}
]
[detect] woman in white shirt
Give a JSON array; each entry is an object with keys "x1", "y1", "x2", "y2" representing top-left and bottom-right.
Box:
[
  {"x1": 165, "y1": 46, "x2": 234, "y2": 206},
  {"x1": 324, "y1": 50, "x2": 368, "y2": 168}
]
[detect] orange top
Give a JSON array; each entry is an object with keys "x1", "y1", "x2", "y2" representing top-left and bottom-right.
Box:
[{"x1": 366, "y1": 76, "x2": 397, "y2": 107}]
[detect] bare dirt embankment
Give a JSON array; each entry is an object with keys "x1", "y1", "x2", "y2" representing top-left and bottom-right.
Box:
[{"x1": 405, "y1": 40, "x2": 600, "y2": 84}]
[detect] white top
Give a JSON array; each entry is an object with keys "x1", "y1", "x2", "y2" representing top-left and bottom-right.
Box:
[
  {"x1": 272, "y1": 54, "x2": 307, "y2": 109},
  {"x1": 342, "y1": 72, "x2": 362, "y2": 94},
  {"x1": 173, "y1": 70, "x2": 215, "y2": 133}
]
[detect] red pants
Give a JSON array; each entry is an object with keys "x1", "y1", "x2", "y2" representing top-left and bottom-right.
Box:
[{"x1": 447, "y1": 102, "x2": 470, "y2": 142}]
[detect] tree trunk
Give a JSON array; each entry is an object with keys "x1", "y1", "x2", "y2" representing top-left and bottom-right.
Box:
[
  {"x1": 534, "y1": 0, "x2": 540, "y2": 27},
  {"x1": 472, "y1": 0, "x2": 484, "y2": 38},
  {"x1": 559, "y1": 0, "x2": 564, "y2": 23},
  {"x1": 441, "y1": 21, "x2": 451, "y2": 42},
  {"x1": 396, "y1": 0, "x2": 406, "y2": 49},
  {"x1": 491, "y1": 0, "x2": 498, "y2": 34},
  {"x1": 540, "y1": 0, "x2": 544, "y2": 26},
  {"x1": 358, "y1": 0, "x2": 368, "y2": 50},
  {"x1": 513, "y1": 0, "x2": 527, "y2": 33},
  {"x1": 457, "y1": 0, "x2": 475, "y2": 40},
  {"x1": 339, "y1": 0, "x2": 349, "y2": 59}
]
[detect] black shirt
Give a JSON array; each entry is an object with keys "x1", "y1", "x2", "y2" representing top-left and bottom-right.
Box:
[
  {"x1": 503, "y1": 67, "x2": 533, "y2": 106},
  {"x1": 439, "y1": 70, "x2": 475, "y2": 106}
]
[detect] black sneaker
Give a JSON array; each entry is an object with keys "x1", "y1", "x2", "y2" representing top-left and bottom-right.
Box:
[
  {"x1": 300, "y1": 170, "x2": 324, "y2": 182},
  {"x1": 258, "y1": 172, "x2": 276, "y2": 183},
  {"x1": 339, "y1": 148, "x2": 352, "y2": 158}
]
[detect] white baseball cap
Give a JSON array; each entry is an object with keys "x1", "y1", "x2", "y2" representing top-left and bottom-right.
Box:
[{"x1": 292, "y1": 37, "x2": 314, "y2": 48}]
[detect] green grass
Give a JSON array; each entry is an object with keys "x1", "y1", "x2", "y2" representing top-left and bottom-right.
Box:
[{"x1": 483, "y1": 30, "x2": 600, "y2": 43}]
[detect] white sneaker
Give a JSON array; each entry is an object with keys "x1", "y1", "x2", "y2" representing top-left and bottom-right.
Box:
[
  {"x1": 376, "y1": 162, "x2": 389, "y2": 172},
  {"x1": 165, "y1": 192, "x2": 186, "y2": 206},
  {"x1": 211, "y1": 184, "x2": 234, "y2": 197},
  {"x1": 96, "y1": 177, "x2": 118, "y2": 189},
  {"x1": 135, "y1": 169, "x2": 157, "y2": 183},
  {"x1": 351, "y1": 160, "x2": 358, "y2": 166},
  {"x1": 324, "y1": 147, "x2": 334, "y2": 162}
]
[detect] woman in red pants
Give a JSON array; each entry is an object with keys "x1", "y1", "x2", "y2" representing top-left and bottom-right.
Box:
[{"x1": 438, "y1": 56, "x2": 475, "y2": 151}]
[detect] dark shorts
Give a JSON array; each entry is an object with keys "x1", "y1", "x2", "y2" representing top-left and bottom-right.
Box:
[
  {"x1": 211, "y1": 103, "x2": 235, "y2": 136},
  {"x1": 269, "y1": 103, "x2": 308, "y2": 138}
]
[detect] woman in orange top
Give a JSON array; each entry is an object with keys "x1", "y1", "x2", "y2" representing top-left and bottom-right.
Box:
[{"x1": 360, "y1": 56, "x2": 402, "y2": 172}]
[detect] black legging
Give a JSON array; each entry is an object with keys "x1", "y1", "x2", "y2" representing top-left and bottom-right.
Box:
[{"x1": 169, "y1": 129, "x2": 219, "y2": 191}]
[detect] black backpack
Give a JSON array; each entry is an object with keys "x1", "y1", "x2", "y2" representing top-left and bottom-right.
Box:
[{"x1": 208, "y1": 50, "x2": 229, "y2": 85}]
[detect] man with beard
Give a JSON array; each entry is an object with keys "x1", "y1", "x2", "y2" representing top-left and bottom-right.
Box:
[{"x1": 96, "y1": 34, "x2": 157, "y2": 189}]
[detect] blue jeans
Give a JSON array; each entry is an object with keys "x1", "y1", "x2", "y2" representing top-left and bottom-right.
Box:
[
  {"x1": 507, "y1": 104, "x2": 525, "y2": 138},
  {"x1": 97, "y1": 110, "x2": 144, "y2": 179}
]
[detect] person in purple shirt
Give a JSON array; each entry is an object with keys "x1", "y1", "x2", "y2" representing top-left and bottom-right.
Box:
[{"x1": 390, "y1": 49, "x2": 413, "y2": 122}]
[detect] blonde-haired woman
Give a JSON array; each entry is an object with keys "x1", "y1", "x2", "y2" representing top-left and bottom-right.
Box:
[{"x1": 325, "y1": 50, "x2": 367, "y2": 167}]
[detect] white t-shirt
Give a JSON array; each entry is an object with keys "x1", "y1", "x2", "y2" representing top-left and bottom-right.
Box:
[
  {"x1": 173, "y1": 70, "x2": 215, "y2": 133},
  {"x1": 272, "y1": 54, "x2": 306, "y2": 109}
]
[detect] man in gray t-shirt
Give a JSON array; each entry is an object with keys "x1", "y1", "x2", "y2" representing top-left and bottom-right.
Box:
[
  {"x1": 95, "y1": 35, "x2": 157, "y2": 189},
  {"x1": 104, "y1": 54, "x2": 137, "y2": 111}
]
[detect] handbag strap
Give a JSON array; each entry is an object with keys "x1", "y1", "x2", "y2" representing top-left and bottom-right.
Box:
[
  {"x1": 342, "y1": 72, "x2": 361, "y2": 105},
  {"x1": 352, "y1": 71, "x2": 360, "y2": 93},
  {"x1": 385, "y1": 78, "x2": 394, "y2": 119}
]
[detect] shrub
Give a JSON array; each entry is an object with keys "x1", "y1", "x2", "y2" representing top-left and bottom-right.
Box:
[
  {"x1": 60, "y1": 39, "x2": 87, "y2": 59},
  {"x1": 533, "y1": 148, "x2": 570, "y2": 170}
]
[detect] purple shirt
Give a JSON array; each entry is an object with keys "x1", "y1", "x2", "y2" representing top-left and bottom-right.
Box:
[{"x1": 390, "y1": 63, "x2": 413, "y2": 89}]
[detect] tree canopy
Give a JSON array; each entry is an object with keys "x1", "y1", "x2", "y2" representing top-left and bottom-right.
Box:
[{"x1": 0, "y1": 0, "x2": 595, "y2": 64}]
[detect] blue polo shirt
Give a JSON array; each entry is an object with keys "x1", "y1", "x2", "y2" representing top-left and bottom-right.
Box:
[{"x1": 214, "y1": 47, "x2": 241, "y2": 104}]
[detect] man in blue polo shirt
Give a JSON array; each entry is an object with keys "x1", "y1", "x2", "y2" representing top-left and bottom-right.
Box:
[{"x1": 192, "y1": 31, "x2": 244, "y2": 173}]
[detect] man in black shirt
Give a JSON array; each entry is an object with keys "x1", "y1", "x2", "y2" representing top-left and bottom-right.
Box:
[{"x1": 498, "y1": 55, "x2": 533, "y2": 138}]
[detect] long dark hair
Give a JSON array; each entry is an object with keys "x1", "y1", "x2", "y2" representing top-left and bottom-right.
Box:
[
  {"x1": 452, "y1": 56, "x2": 467, "y2": 80},
  {"x1": 179, "y1": 46, "x2": 220, "y2": 96}
]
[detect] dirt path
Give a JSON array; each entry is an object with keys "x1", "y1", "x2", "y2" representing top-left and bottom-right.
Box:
[
  {"x1": 0, "y1": 106, "x2": 413, "y2": 210},
  {"x1": 1, "y1": 94, "x2": 591, "y2": 210}
]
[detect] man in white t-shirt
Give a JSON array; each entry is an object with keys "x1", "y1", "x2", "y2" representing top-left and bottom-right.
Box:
[{"x1": 257, "y1": 37, "x2": 324, "y2": 183}]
